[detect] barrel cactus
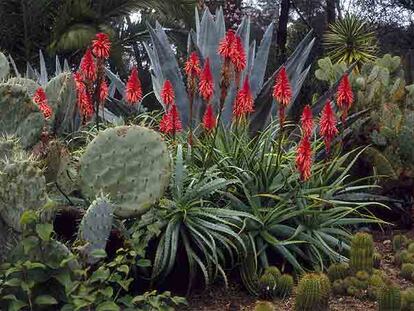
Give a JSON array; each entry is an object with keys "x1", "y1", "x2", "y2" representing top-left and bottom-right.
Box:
[
  {"x1": 373, "y1": 251, "x2": 382, "y2": 268},
  {"x1": 264, "y1": 266, "x2": 281, "y2": 280},
  {"x1": 79, "y1": 126, "x2": 171, "y2": 218},
  {"x1": 78, "y1": 197, "x2": 114, "y2": 263},
  {"x1": 402, "y1": 288, "x2": 414, "y2": 311},
  {"x1": 258, "y1": 272, "x2": 277, "y2": 299},
  {"x1": 401, "y1": 263, "x2": 414, "y2": 280},
  {"x1": 327, "y1": 262, "x2": 350, "y2": 282},
  {"x1": 295, "y1": 273, "x2": 331, "y2": 311},
  {"x1": 350, "y1": 232, "x2": 374, "y2": 273},
  {"x1": 276, "y1": 274, "x2": 294, "y2": 298},
  {"x1": 378, "y1": 285, "x2": 402, "y2": 311},
  {"x1": 0, "y1": 152, "x2": 48, "y2": 231},
  {"x1": 0, "y1": 83, "x2": 45, "y2": 148},
  {"x1": 254, "y1": 301, "x2": 275, "y2": 311}
]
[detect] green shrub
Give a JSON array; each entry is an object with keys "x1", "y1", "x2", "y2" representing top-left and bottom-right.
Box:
[
  {"x1": 378, "y1": 285, "x2": 402, "y2": 311},
  {"x1": 350, "y1": 232, "x2": 374, "y2": 273},
  {"x1": 401, "y1": 263, "x2": 414, "y2": 280},
  {"x1": 295, "y1": 273, "x2": 331, "y2": 311},
  {"x1": 327, "y1": 262, "x2": 350, "y2": 282}
]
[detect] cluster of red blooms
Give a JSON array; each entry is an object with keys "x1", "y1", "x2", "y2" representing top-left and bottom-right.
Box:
[
  {"x1": 295, "y1": 74, "x2": 354, "y2": 181},
  {"x1": 33, "y1": 88, "x2": 53, "y2": 120},
  {"x1": 272, "y1": 67, "x2": 292, "y2": 127},
  {"x1": 125, "y1": 67, "x2": 143, "y2": 105},
  {"x1": 75, "y1": 33, "x2": 111, "y2": 122},
  {"x1": 159, "y1": 80, "x2": 182, "y2": 135}
]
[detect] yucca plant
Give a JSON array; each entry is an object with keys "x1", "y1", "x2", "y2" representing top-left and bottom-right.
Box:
[
  {"x1": 131, "y1": 144, "x2": 255, "y2": 292},
  {"x1": 324, "y1": 14, "x2": 377, "y2": 67}
]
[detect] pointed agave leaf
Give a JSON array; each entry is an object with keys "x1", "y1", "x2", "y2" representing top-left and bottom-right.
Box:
[
  {"x1": 55, "y1": 56, "x2": 62, "y2": 76},
  {"x1": 39, "y1": 50, "x2": 48, "y2": 86},
  {"x1": 63, "y1": 59, "x2": 70, "y2": 72},
  {"x1": 8, "y1": 55, "x2": 20, "y2": 77},
  {"x1": 26, "y1": 62, "x2": 37, "y2": 81},
  {"x1": 105, "y1": 68, "x2": 126, "y2": 94}
]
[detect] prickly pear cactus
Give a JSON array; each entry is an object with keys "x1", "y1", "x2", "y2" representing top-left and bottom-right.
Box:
[
  {"x1": 0, "y1": 153, "x2": 48, "y2": 231},
  {"x1": 79, "y1": 126, "x2": 171, "y2": 218},
  {"x1": 0, "y1": 135, "x2": 21, "y2": 160},
  {"x1": 45, "y1": 72, "x2": 80, "y2": 136},
  {"x1": 0, "y1": 51, "x2": 9, "y2": 80},
  {"x1": 350, "y1": 232, "x2": 374, "y2": 273},
  {"x1": 78, "y1": 197, "x2": 114, "y2": 264},
  {"x1": 0, "y1": 83, "x2": 45, "y2": 148},
  {"x1": 295, "y1": 273, "x2": 331, "y2": 311},
  {"x1": 7, "y1": 77, "x2": 40, "y2": 97},
  {"x1": 378, "y1": 285, "x2": 402, "y2": 311}
]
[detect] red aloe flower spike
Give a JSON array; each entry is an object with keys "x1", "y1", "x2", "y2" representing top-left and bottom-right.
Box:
[
  {"x1": 218, "y1": 29, "x2": 236, "y2": 59},
  {"x1": 336, "y1": 74, "x2": 354, "y2": 123},
  {"x1": 33, "y1": 88, "x2": 53, "y2": 120},
  {"x1": 159, "y1": 104, "x2": 182, "y2": 135},
  {"x1": 199, "y1": 58, "x2": 214, "y2": 102},
  {"x1": 319, "y1": 100, "x2": 339, "y2": 154},
  {"x1": 99, "y1": 80, "x2": 109, "y2": 103},
  {"x1": 161, "y1": 80, "x2": 175, "y2": 106},
  {"x1": 272, "y1": 66, "x2": 292, "y2": 107},
  {"x1": 203, "y1": 104, "x2": 216, "y2": 132},
  {"x1": 80, "y1": 48, "x2": 97, "y2": 81},
  {"x1": 73, "y1": 72, "x2": 85, "y2": 91},
  {"x1": 77, "y1": 88, "x2": 94, "y2": 121},
  {"x1": 233, "y1": 76, "x2": 254, "y2": 118},
  {"x1": 301, "y1": 105, "x2": 313, "y2": 138},
  {"x1": 296, "y1": 136, "x2": 313, "y2": 181},
  {"x1": 230, "y1": 35, "x2": 246, "y2": 73},
  {"x1": 92, "y1": 33, "x2": 111, "y2": 59},
  {"x1": 125, "y1": 67, "x2": 143, "y2": 105},
  {"x1": 185, "y1": 52, "x2": 202, "y2": 78}
]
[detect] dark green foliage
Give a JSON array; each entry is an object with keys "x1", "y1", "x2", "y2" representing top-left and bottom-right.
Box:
[
  {"x1": 378, "y1": 285, "x2": 402, "y2": 311},
  {"x1": 350, "y1": 232, "x2": 374, "y2": 273},
  {"x1": 276, "y1": 274, "x2": 294, "y2": 298},
  {"x1": 295, "y1": 273, "x2": 331, "y2": 311},
  {"x1": 401, "y1": 264, "x2": 414, "y2": 280},
  {"x1": 327, "y1": 262, "x2": 350, "y2": 282}
]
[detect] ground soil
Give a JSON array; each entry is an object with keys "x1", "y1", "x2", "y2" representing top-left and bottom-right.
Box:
[{"x1": 183, "y1": 230, "x2": 414, "y2": 311}]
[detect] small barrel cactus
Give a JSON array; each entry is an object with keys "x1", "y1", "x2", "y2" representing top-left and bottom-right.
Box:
[
  {"x1": 402, "y1": 288, "x2": 414, "y2": 311},
  {"x1": 295, "y1": 273, "x2": 331, "y2": 311},
  {"x1": 378, "y1": 285, "x2": 402, "y2": 311},
  {"x1": 356, "y1": 270, "x2": 370, "y2": 282},
  {"x1": 332, "y1": 279, "x2": 346, "y2": 295},
  {"x1": 327, "y1": 262, "x2": 350, "y2": 282},
  {"x1": 258, "y1": 272, "x2": 277, "y2": 299},
  {"x1": 373, "y1": 252, "x2": 382, "y2": 268},
  {"x1": 264, "y1": 266, "x2": 281, "y2": 280},
  {"x1": 393, "y1": 234, "x2": 408, "y2": 252},
  {"x1": 395, "y1": 250, "x2": 414, "y2": 267},
  {"x1": 401, "y1": 263, "x2": 414, "y2": 281},
  {"x1": 408, "y1": 243, "x2": 414, "y2": 253},
  {"x1": 254, "y1": 301, "x2": 275, "y2": 311},
  {"x1": 350, "y1": 232, "x2": 374, "y2": 273},
  {"x1": 79, "y1": 126, "x2": 171, "y2": 218},
  {"x1": 276, "y1": 274, "x2": 294, "y2": 298}
]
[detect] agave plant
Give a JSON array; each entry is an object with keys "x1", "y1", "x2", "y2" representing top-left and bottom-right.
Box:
[
  {"x1": 138, "y1": 7, "x2": 314, "y2": 132},
  {"x1": 131, "y1": 144, "x2": 255, "y2": 292},
  {"x1": 324, "y1": 14, "x2": 377, "y2": 67}
]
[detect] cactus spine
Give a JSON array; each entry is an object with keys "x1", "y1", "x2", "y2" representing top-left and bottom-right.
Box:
[
  {"x1": 378, "y1": 285, "x2": 402, "y2": 311},
  {"x1": 350, "y1": 232, "x2": 374, "y2": 273},
  {"x1": 295, "y1": 273, "x2": 331, "y2": 311},
  {"x1": 79, "y1": 126, "x2": 171, "y2": 218}
]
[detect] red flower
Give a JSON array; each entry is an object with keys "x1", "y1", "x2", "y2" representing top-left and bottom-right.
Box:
[
  {"x1": 73, "y1": 72, "x2": 84, "y2": 91},
  {"x1": 272, "y1": 66, "x2": 292, "y2": 107},
  {"x1": 296, "y1": 136, "x2": 313, "y2": 181},
  {"x1": 185, "y1": 52, "x2": 202, "y2": 78},
  {"x1": 159, "y1": 104, "x2": 182, "y2": 135},
  {"x1": 319, "y1": 101, "x2": 339, "y2": 154},
  {"x1": 218, "y1": 29, "x2": 236, "y2": 59},
  {"x1": 233, "y1": 77, "x2": 254, "y2": 118},
  {"x1": 99, "y1": 80, "x2": 109, "y2": 103},
  {"x1": 301, "y1": 105, "x2": 313, "y2": 138},
  {"x1": 161, "y1": 80, "x2": 175, "y2": 106},
  {"x1": 336, "y1": 74, "x2": 354, "y2": 123},
  {"x1": 92, "y1": 33, "x2": 111, "y2": 59},
  {"x1": 77, "y1": 89, "x2": 94, "y2": 121},
  {"x1": 125, "y1": 67, "x2": 143, "y2": 105},
  {"x1": 203, "y1": 104, "x2": 216, "y2": 131},
  {"x1": 33, "y1": 88, "x2": 53, "y2": 120},
  {"x1": 230, "y1": 35, "x2": 246, "y2": 73},
  {"x1": 199, "y1": 58, "x2": 214, "y2": 102},
  {"x1": 80, "y1": 48, "x2": 97, "y2": 81}
]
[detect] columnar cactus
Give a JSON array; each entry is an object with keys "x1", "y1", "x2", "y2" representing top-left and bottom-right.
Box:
[
  {"x1": 327, "y1": 262, "x2": 350, "y2": 282},
  {"x1": 0, "y1": 83, "x2": 45, "y2": 148},
  {"x1": 79, "y1": 126, "x2": 171, "y2": 218},
  {"x1": 350, "y1": 232, "x2": 374, "y2": 273},
  {"x1": 295, "y1": 273, "x2": 331, "y2": 311},
  {"x1": 78, "y1": 197, "x2": 114, "y2": 263},
  {"x1": 0, "y1": 152, "x2": 48, "y2": 231},
  {"x1": 378, "y1": 285, "x2": 402, "y2": 311},
  {"x1": 276, "y1": 274, "x2": 294, "y2": 298}
]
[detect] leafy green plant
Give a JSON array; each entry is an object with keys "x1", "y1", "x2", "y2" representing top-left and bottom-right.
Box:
[
  {"x1": 132, "y1": 144, "x2": 251, "y2": 292},
  {"x1": 324, "y1": 14, "x2": 377, "y2": 67}
]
